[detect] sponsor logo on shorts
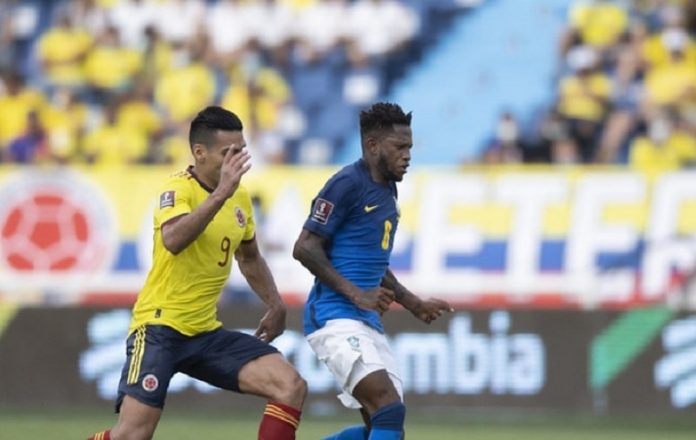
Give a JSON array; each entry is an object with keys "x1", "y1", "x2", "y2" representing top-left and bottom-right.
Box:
[
  {"x1": 347, "y1": 336, "x2": 361, "y2": 352},
  {"x1": 311, "y1": 198, "x2": 334, "y2": 224},
  {"x1": 142, "y1": 373, "x2": 159, "y2": 392}
]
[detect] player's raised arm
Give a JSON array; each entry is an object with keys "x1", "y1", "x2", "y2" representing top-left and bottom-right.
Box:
[
  {"x1": 293, "y1": 229, "x2": 394, "y2": 314},
  {"x1": 382, "y1": 268, "x2": 453, "y2": 324},
  {"x1": 162, "y1": 144, "x2": 251, "y2": 254},
  {"x1": 235, "y1": 237, "x2": 287, "y2": 342}
]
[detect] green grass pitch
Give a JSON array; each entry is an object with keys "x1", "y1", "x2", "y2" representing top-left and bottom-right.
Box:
[{"x1": 1, "y1": 407, "x2": 695, "y2": 439}]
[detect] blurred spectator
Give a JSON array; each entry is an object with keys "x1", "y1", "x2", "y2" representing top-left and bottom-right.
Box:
[
  {"x1": 6, "y1": 111, "x2": 46, "y2": 163},
  {"x1": 220, "y1": 60, "x2": 292, "y2": 164},
  {"x1": 36, "y1": 13, "x2": 93, "y2": 89},
  {"x1": 139, "y1": 25, "x2": 173, "y2": 87},
  {"x1": 160, "y1": 121, "x2": 191, "y2": 168},
  {"x1": 154, "y1": 41, "x2": 215, "y2": 124},
  {"x1": 206, "y1": 0, "x2": 255, "y2": 66},
  {"x1": 557, "y1": 45, "x2": 612, "y2": 162},
  {"x1": 0, "y1": 0, "x2": 431, "y2": 166},
  {"x1": 561, "y1": 0, "x2": 629, "y2": 56},
  {"x1": 343, "y1": 47, "x2": 382, "y2": 106},
  {"x1": 108, "y1": 0, "x2": 157, "y2": 50},
  {"x1": 39, "y1": 87, "x2": 88, "y2": 163},
  {"x1": 0, "y1": 1, "x2": 39, "y2": 74},
  {"x1": 82, "y1": 100, "x2": 148, "y2": 166},
  {"x1": 480, "y1": 111, "x2": 524, "y2": 164},
  {"x1": 629, "y1": 111, "x2": 696, "y2": 171},
  {"x1": 593, "y1": 19, "x2": 646, "y2": 163},
  {"x1": 65, "y1": 0, "x2": 108, "y2": 37},
  {"x1": 294, "y1": 0, "x2": 349, "y2": 60},
  {"x1": 117, "y1": 80, "x2": 163, "y2": 162},
  {"x1": 253, "y1": 0, "x2": 296, "y2": 66},
  {"x1": 640, "y1": 6, "x2": 696, "y2": 69},
  {"x1": 346, "y1": 0, "x2": 419, "y2": 61},
  {"x1": 643, "y1": 27, "x2": 696, "y2": 112},
  {"x1": 152, "y1": 0, "x2": 205, "y2": 45},
  {"x1": 0, "y1": 71, "x2": 46, "y2": 153},
  {"x1": 551, "y1": 136, "x2": 581, "y2": 164},
  {"x1": 83, "y1": 26, "x2": 143, "y2": 97}
]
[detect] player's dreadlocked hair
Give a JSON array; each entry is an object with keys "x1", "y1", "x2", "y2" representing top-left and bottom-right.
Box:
[
  {"x1": 189, "y1": 106, "x2": 243, "y2": 149},
  {"x1": 359, "y1": 102, "x2": 412, "y2": 141}
]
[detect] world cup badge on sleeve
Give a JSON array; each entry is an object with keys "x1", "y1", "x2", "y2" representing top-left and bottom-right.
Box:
[
  {"x1": 159, "y1": 191, "x2": 175, "y2": 209},
  {"x1": 311, "y1": 198, "x2": 334, "y2": 224}
]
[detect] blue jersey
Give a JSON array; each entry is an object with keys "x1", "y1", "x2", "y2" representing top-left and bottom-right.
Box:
[{"x1": 302, "y1": 159, "x2": 399, "y2": 335}]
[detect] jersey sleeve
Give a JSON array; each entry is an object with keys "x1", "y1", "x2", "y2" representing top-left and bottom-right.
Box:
[
  {"x1": 303, "y1": 172, "x2": 360, "y2": 238},
  {"x1": 154, "y1": 177, "x2": 192, "y2": 228}
]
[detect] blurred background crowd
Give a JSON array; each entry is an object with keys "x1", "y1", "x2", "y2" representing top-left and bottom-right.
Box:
[{"x1": 0, "y1": 0, "x2": 694, "y2": 170}]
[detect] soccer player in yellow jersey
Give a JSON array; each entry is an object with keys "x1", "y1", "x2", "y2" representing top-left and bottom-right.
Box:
[{"x1": 88, "y1": 106, "x2": 306, "y2": 440}]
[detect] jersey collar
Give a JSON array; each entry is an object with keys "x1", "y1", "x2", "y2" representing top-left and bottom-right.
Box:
[{"x1": 187, "y1": 165, "x2": 215, "y2": 193}]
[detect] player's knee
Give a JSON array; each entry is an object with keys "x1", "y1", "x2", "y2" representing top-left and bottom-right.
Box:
[
  {"x1": 274, "y1": 370, "x2": 307, "y2": 407},
  {"x1": 363, "y1": 384, "x2": 400, "y2": 411}
]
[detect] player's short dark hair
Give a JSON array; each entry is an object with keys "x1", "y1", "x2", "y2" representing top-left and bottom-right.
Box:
[
  {"x1": 359, "y1": 102, "x2": 412, "y2": 141},
  {"x1": 189, "y1": 106, "x2": 243, "y2": 148}
]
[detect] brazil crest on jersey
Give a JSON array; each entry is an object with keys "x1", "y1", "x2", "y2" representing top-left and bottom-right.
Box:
[
  {"x1": 302, "y1": 159, "x2": 400, "y2": 335},
  {"x1": 129, "y1": 166, "x2": 256, "y2": 336}
]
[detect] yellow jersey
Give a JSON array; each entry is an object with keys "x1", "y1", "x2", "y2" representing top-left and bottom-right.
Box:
[{"x1": 129, "y1": 167, "x2": 256, "y2": 336}]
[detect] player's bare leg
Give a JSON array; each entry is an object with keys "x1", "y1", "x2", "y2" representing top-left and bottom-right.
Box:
[
  {"x1": 238, "y1": 353, "x2": 306, "y2": 439},
  {"x1": 108, "y1": 395, "x2": 162, "y2": 440},
  {"x1": 352, "y1": 370, "x2": 405, "y2": 440}
]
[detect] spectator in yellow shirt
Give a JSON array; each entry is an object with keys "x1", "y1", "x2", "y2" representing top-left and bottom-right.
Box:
[
  {"x1": 0, "y1": 71, "x2": 46, "y2": 152},
  {"x1": 629, "y1": 113, "x2": 696, "y2": 171},
  {"x1": 562, "y1": 0, "x2": 628, "y2": 55},
  {"x1": 37, "y1": 13, "x2": 93, "y2": 88},
  {"x1": 39, "y1": 87, "x2": 88, "y2": 164},
  {"x1": 154, "y1": 42, "x2": 215, "y2": 123},
  {"x1": 220, "y1": 63, "x2": 291, "y2": 133},
  {"x1": 644, "y1": 28, "x2": 696, "y2": 111},
  {"x1": 84, "y1": 25, "x2": 143, "y2": 94},
  {"x1": 557, "y1": 45, "x2": 612, "y2": 161},
  {"x1": 641, "y1": 20, "x2": 696, "y2": 70},
  {"x1": 117, "y1": 80, "x2": 163, "y2": 143},
  {"x1": 82, "y1": 101, "x2": 148, "y2": 166}
]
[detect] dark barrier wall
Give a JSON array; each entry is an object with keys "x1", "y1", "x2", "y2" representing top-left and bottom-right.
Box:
[{"x1": 0, "y1": 306, "x2": 694, "y2": 413}]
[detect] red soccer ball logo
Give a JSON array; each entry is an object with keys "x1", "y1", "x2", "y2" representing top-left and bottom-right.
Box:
[{"x1": 1, "y1": 190, "x2": 103, "y2": 272}]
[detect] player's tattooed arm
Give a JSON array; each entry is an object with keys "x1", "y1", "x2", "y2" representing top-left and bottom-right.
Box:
[
  {"x1": 293, "y1": 229, "x2": 394, "y2": 313},
  {"x1": 382, "y1": 268, "x2": 454, "y2": 324}
]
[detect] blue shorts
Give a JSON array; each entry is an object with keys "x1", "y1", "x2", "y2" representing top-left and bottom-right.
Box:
[{"x1": 116, "y1": 325, "x2": 278, "y2": 411}]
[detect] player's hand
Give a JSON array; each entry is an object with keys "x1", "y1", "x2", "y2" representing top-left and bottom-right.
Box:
[
  {"x1": 255, "y1": 304, "x2": 286, "y2": 343},
  {"x1": 352, "y1": 287, "x2": 395, "y2": 314},
  {"x1": 215, "y1": 145, "x2": 251, "y2": 199},
  {"x1": 411, "y1": 298, "x2": 454, "y2": 324}
]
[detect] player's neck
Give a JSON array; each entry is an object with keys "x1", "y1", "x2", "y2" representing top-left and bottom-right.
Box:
[
  {"x1": 190, "y1": 165, "x2": 218, "y2": 192},
  {"x1": 363, "y1": 160, "x2": 389, "y2": 185}
]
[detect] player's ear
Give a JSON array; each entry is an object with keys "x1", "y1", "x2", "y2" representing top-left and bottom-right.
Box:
[
  {"x1": 365, "y1": 136, "x2": 380, "y2": 156},
  {"x1": 192, "y1": 143, "x2": 207, "y2": 161}
]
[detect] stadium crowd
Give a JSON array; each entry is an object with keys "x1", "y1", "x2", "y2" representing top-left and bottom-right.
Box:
[
  {"x1": 0, "y1": 0, "x2": 471, "y2": 167},
  {"x1": 481, "y1": 0, "x2": 696, "y2": 170},
  {"x1": 4, "y1": 0, "x2": 694, "y2": 170}
]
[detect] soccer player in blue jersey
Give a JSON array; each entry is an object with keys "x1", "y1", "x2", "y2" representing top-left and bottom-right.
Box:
[
  {"x1": 293, "y1": 102, "x2": 454, "y2": 440},
  {"x1": 88, "y1": 107, "x2": 306, "y2": 440}
]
